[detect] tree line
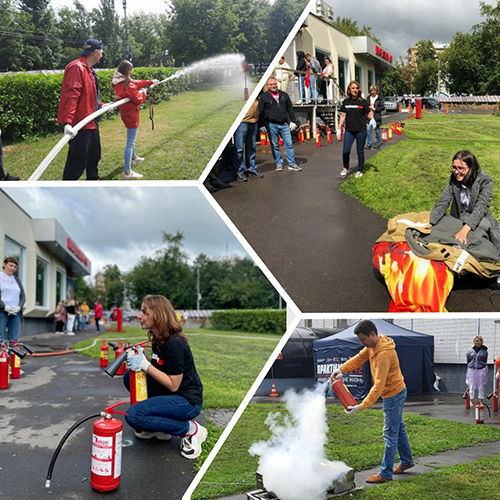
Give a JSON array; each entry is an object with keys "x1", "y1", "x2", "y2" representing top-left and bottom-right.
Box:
[
  {"x1": 74, "y1": 232, "x2": 282, "y2": 311},
  {"x1": 0, "y1": 0, "x2": 307, "y2": 71}
]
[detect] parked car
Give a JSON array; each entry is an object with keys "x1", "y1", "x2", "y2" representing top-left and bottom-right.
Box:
[
  {"x1": 421, "y1": 97, "x2": 442, "y2": 109},
  {"x1": 383, "y1": 95, "x2": 398, "y2": 112}
]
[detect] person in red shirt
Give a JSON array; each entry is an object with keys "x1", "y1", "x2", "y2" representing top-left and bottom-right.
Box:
[
  {"x1": 112, "y1": 60, "x2": 157, "y2": 179},
  {"x1": 57, "y1": 39, "x2": 104, "y2": 181},
  {"x1": 94, "y1": 300, "x2": 103, "y2": 333}
]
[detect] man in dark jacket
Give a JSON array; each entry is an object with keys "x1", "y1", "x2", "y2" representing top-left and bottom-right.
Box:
[
  {"x1": 57, "y1": 39, "x2": 104, "y2": 181},
  {"x1": 258, "y1": 77, "x2": 301, "y2": 172}
]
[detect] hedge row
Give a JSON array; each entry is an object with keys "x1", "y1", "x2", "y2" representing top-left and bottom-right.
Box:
[
  {"x1": 0, "y1": 66, "x2": 189, "y2": 141},
  {"x1": 210, "y1": 310, "x2": 287, "y2": 335}
]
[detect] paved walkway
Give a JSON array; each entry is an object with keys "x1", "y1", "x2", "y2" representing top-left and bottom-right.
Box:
[
  {"x1": 212, "y1": 110, "x2": 497, "y2": 312},
  {"x1": 0, "y1": 329, "x2": 206, "y2": 500}
]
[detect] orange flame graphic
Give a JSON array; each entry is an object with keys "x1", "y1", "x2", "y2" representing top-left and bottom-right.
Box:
[{"x1": 372, "y1": 242, "x2": 453, "y2": 312}]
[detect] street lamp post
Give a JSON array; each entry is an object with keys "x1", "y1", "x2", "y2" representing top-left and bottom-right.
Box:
[{"x1": 122, "y1": 0, "x2": 132, "y2": 61}]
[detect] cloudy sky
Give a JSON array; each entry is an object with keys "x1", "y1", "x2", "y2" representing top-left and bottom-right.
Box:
[
  {"x1": 3, "y1": 186, "x2": 247, "y2": 278},
  {"x1": 327, "y1": 0, "x2": 497, "y2": 59}
]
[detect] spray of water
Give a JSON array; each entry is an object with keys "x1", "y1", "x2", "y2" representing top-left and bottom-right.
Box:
[
  {"x1": 249, "y1": 384, "x2": 351, "y2": 500},
  {"x1": 163, "y1": 53, "x2": 246, "y2": 87}
]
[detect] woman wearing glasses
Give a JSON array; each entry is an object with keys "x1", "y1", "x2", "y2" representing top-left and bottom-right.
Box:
[
  {"x1": 337, "y1": 80, "x2": 375, "y2": 179},
  {"x1": 430, "y1": 150, "x2": 500, "y2": 250}
]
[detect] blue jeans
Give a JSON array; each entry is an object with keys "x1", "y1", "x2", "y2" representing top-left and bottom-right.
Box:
[
  {"x1": 0, "y1": 311, "x2": 21, "y2": 345},
  {"x1": 298, "y1": 75, "x2": 306, "y2": 103},
  {"x1": 367, "y1": 122, "x2": 381, "y2": 147},
  {"x1": 80, "y1": 316, "x2": 87, "y2": 329},
  {"x1": 234, "y1": 122, "x2": 258, "y2": 174},
  {"x1": 343, "y1": 129, "x2": 367, "y2": 172},
  {"x1": 380, "y1": 387, "x2": 413, "y2": 479},
  {"x1": 308, "y1": 75, "x2": 317, "y2": 101},
  {"x1": 124, "y1": 127, "x2": 138, "y2": 174},
  {"x1": 268, "y1": 122, "x2": 295, "y2": 166},
  {"x1": 123, "y1": 370, "x2": 201, "y2": 436}
]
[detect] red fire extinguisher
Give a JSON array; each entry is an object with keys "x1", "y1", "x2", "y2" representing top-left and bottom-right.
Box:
[
  {"x1": 266, "y1": 132, "x2": 270, "y2": 146},
  {"x1": 305, "y1": 124, "x2": 311, "y2": 141},
  {"x1": 260, "y1": 131, "x2": 266, "y2": 146},
  {"x1": 91, "y1": 402, "x2": 128, "y2": 493},
  {"x1": 326, "y1": 125, "x2": 333, "y2": 144},
  {"x1": 100, "y1": 341, "x2": 109, "y2": 368},
  {"x1": 0, "y1": 344, "x2": 9, "y2": 390},
  {"x1": 115, "y1": 343, "x2": 126, "y2": 376},
  {"x1": 130, "y1": 367, "x2": 148, "y2": 405},
  {"x1": 337, "y1": 125, "x2": 345, "y2": 142},
  {"x1": 298, "y1": 127, "x2": 304, "y2": 143},
  {"x1": 316, "y1": 126, "x2": 321, "y2": 147},
  {"x1": 45, "y1": 401, "x2": 128, "y2": 493},
  {"x1": 475, "y1": 401, "x2": 485, "y2": 424},
  {"x1": 278, "y1": 134, "x2": 283, "y2": 146},
  {"x1": 331, "y1": 379, "x2": 357, "y2": 410},
  {"x1": 381, "y1": 128, "x2": 388, "y2": 142},
  {"x1": 10, "y1": 342, "x2": 21, "y2": 379},
  {"x1": 388, "y1": 128, "x2": 393, "y2": 140},
  {"x1": 464, "y1": 387, "x2": 471, "y2": 409}
]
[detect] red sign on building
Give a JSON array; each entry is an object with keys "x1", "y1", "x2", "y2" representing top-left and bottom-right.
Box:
[
  {"x1": 67, "y1": 237, "x2": 88, "y2": 266},
  {"x1": 374, "y1": 45, "x2": 393, "y2": 63}
]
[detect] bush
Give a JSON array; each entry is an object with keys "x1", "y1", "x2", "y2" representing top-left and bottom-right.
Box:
[
  {"x1": 0, "y1": 66, "x2": 190, "y2": 141},
  {"x1": 210, "y1": 309, "x2": 286, "y2": 335}
]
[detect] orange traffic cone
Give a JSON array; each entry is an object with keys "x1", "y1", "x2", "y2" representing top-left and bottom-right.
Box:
[{"x1": 269, "y1": 381, "x2": 279, "y2": 397}]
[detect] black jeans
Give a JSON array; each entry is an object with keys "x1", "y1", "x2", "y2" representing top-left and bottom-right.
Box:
[
  {"x1": 63, "y1": 128, "x2": 101, "y2": 180},
  {"x1": 0, "y1": 135, "x2": 6, "y2": 178}
]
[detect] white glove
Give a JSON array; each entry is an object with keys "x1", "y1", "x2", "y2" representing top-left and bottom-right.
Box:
[
  {"x1": 11, "y1": 306, "x2": 20, "y2": 314},
  {"x1": 369, "y1": 118, "x2": 377, "y2": 129},
  {"x1": 345, "y1": 405, "x2": 360, "y2": 415},
  {"x1": 331, "y1": 368, "x2": 343, "y2": 380},
  {"x1": 64, "y1": 124, "x2": 76, "y2": 138},
  {"x1": 496, "y1": 371, "x2": 499, "y2": 381},
  {"x1": 289, "y1": 122, "x2": 297, "y2": 132},
  {"x1": 151, "y1": 79, "x2": 160, "y2": 84},
  {"x1": 336, "y1": 129, "x2": 342, "y2": 140},
  {"x1": 4, "y1": 306, "x2": 14, "y2": 315},
  {"x1": 139, "y1": 88, "x2": 148, "y2": 95},
  {"x1": 126, "y1": 346, "x2": 151, "y2": 373},
  {"x1": 100, "y1": 102, "x2": 113, "y2": 109}
]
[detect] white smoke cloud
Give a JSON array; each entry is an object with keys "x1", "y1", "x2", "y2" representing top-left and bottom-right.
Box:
[{"x1": 249, "y1": 384, "x2": 351, "y2": 500}]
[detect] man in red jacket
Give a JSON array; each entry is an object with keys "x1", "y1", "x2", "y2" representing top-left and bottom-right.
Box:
[{"x1": 57, "y1": 39, "x2": 104, "y2": 180}]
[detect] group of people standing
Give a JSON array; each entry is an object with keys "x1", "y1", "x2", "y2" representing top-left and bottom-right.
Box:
[
  {"x1": 54, "y1": 298, "x2": 102, "y2": 335},
  {"x1": 293, "y1": 51, "x2": 333, "y2": 103},
  {"x1": 57, "y1": 38, "x2": 158, "y2": 181}
]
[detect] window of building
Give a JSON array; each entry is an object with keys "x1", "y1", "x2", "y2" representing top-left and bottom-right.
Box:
[
  {"x1": 3, "y1": 235, "x2": 26, "y2": 285},
  {"x1": 367, "y1": 69, "x2": 375, "y2": 90},
  {"x1": 35, "y1": 256, "x2": 49, "y2": 308},
  {"x1": 56, "y1": 269, "x2": 66, "y2": 305},
  {"x1": 337, "y1": 58, "x2": 348, "y2": 94},
  {"x1": 355, "y1": 65, "x2": 364, "y2": 96}
]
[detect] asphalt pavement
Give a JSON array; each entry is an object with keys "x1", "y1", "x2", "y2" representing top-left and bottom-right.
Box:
[
  {"x1": 0, "y1": 329, "x2": 206, "y2": 500},
  {"x1": 212, "y1": 109, "x2": 499, "y2": 312}
]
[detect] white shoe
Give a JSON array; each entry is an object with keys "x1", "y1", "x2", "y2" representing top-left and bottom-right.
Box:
[
  {"x1": 67, "y1": 331, "x2": 75, "y2": 336},
  {"x1": 124, "y1": 170, "x2": 144, "y2": 179},
  {"x1": 354, "y1": 171, "x2": 364, "y2": 178},
  {"x1": 131, "y1": 156, "x2": 145, "y2": 163},
  {"x1": 340, "y1": 168, "x2": 348, "y2": 178},
  {"x1": 180, "y1": 423, "x2": 207, "y2": 459},
  {"x1": 134, "y1": 430, "x2": 172, "y2": 440}
]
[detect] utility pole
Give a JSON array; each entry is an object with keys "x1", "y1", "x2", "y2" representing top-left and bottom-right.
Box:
[{"x1": 122, "y1": 0, "x2": 132, "y2": 61}]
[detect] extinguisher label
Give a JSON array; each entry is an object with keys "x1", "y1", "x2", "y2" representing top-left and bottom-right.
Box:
[
  {"x1": 14, "y1": 356, "x2": 20, "y2": 368},
  {"x1": 135, "y1": 371, "x2": 148, "y2": 401},
  {"x1": 91, "y1": 458, "x2": 112, "y2": 476},
  {"x1": 92, "y1": 434, "x2": 113, "y2": 461},
  {"x1": 114, "y1": 431, "x2": 122, "y2": 479}
]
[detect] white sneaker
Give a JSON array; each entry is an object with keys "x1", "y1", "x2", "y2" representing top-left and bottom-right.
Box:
[
  {"x1": 340, "y1": 168, "x2": 348, "y2": 178},
  {"x1": 276, "y1": 164, "x2": 284, "y2": 172},
  {"x1": 131, "y1": 156, "x2": 145, "y2": 163},
  {"x1": 67, "y1": 331, "x2": 75, "y2": 336},
  {"x1": 354, "y1": 171, "x2": 364, "y2": 178},
  {"x1": 180, "y1": 423, "x2": 207, "y2": 459},
  {"x1": 134, "y1": 430, "x2": 171, "y2": 441},
  {"x1": 288, "y1": 164, "x2": 302, "y2": 171},
  {"x1": 124, "y1": 170, "x2": 144, "y2": 179}
]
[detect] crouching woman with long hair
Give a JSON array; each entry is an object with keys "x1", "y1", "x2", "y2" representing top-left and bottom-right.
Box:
[{"x1": 124, "y1": 295, "x2": 206, "y2": 459}]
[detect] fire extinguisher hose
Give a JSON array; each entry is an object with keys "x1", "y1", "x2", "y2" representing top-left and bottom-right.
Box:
[{"x1": 45, "y1": 412, "x2": 102, "y2": 488}]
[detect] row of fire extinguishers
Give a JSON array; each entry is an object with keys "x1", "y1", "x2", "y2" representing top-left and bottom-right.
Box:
[
  {"x1": 0, "y1": 341, "x2": 35, "y2": 389},
  {"x1": 46, "y1": 340, "x2": 149, "y2": 494},
  {"x1": 259, "y1": 121, "x2": 405, "y2": 148}
]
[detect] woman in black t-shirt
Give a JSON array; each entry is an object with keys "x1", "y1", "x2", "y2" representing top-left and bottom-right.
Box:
[
  {"x1": 124, "y1": 294, "x2": 206, "y2": 459},
  {"x1": 337, "y1": 80, "x2": 375, "y2": 179}
]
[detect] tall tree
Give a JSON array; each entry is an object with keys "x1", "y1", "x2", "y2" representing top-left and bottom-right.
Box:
[
  {"x1": 92, "y1": 0, "x2": 122, "y2": 67},
  {"x1": 332, "y1": 16, "x2": 382, "y2": 45}
]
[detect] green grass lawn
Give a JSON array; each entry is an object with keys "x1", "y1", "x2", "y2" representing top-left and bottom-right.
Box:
[
  {"x1": 341, "y1": 114, "x2": 500, "y2": 220},
  {"x1": 73, "y1": 327, "x2": 281, "y2": 410},
  {"x1": 4, "y1": 83, "x2": 252, "y2": 180},
  {"x1": 192, "y1": 403, "x2": 500, "y2": 500}
]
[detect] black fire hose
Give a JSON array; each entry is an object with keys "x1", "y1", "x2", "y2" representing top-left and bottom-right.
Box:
[
  {"x1": 483, "y1": 403, "x2": 492, "y2": 418},
  {"x1": 45, "y1": 413, "x2": 102, "y2": 488}
]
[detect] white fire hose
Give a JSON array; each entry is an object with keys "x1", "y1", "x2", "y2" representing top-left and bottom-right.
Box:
[{"x1": 28, "y1": 77, "x2": 172, "y2": 181}]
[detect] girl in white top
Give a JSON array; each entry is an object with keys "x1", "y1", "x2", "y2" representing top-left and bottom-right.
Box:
[{"x1": 0, "y1": 257, "x2": 25, "y2": 345}]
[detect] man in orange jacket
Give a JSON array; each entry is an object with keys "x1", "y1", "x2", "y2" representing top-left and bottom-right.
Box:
[
  {"x1": 57, "y1": 39, "x2": 104, "y2": 180},
  {"x1": 331, "y1": 320, "x2": 414, "y2": 484}
]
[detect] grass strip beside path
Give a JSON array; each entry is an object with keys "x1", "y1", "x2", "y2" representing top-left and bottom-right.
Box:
[
  {"x1": 192, "y1": 403, "x2": 500, "y2": 499},
  {"x1": 341, "y1": 114, "x2": 500, "y2": 220},
  {"x1": 5, "y1": 83, "x2": 250, "y2": 180}
]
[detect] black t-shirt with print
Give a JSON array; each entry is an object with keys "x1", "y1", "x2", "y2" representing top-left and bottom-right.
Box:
[
  {"x1": 341, "y1": 98, "x2": 370, "y2": 131},
  {"x1": 149, "y1": 334, "x2": 203, "y2": 406}
]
